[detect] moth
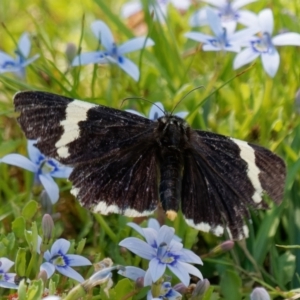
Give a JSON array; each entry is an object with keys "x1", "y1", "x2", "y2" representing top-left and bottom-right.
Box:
[{"x1": 14, "y1": 91, "x2": 286, "y2": 240}]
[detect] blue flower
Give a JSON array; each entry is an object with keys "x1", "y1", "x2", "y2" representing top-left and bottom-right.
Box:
[
  {"x1": 127, "y1": 102, "x2": 188, "y2": 120},
  {"x1": 186, "y1": 7, "x2": 257, "y2": 53},
  {"x1": 40, "y1": 238, "x2": 92, "y2": 283},
  {"x1": 119, "y1": 266, "x2": 182, "y2": 299},
  {"x1": 127, "y1": 218, "x2": 182, "y2": 242},
  {"x1": 0, "y1": 258, "x2": 18, "y2": 289},
  {"x1": 72, "y1": 20, "x2": 154, "y2": 81},
  {"x1": 0, "y1": 32, "x2": 39, "y2": 77},
  {"x1": 121, "y1": 0, "x2": 191, "y2": 23},
  {"x1": 0, "y1": 140, "x2": 72, "y2": 204},
  {"x1": 190, "y1": 0, "x2": 257, "y2": 33},
  {"x1": 233, "y1": 8, "x2": 300, "y2": 77},
  {"x1": 119, "y1": 225, "x2": 203, "y2": 287}
]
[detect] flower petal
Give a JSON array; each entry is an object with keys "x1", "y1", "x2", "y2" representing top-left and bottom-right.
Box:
[
  {"x1": 18, "y1": 32, "x2": 31, "y2": 58},
  {"x1": 238, "y1": 10, "x2": 258, "y2": 27},
  {"x1": 232, "y1": 0, "x2": 257, "y2": 10},
  {"x1": 0, "y1": 51, "x2": 14, "y2": 65},
  {"x1": 206, "y1": 7, "x2": 223, "y2": 38},
  {"x1": 170, "y1": 0, "x2": 191, "y2": 10},
  {"x1": 0, "y1": 281, "x2": 18, "y2": 289},
  {"x1": 261, "y1": 49, "x2": 280, "y2": 77},
  {"x1": 202, "y1": 0, "x2": 225, "y2": 7},
  {"x1": 175, "y1": 111, "x2": 188, "y2": 119},
  {"x1": 185, "y1": 32, "x2": 213, "y2": 43},
  {"x1": 121, "y1": 1, "x2": 142, "y2": 18},
  {"x1": 189, "y1": 8, "x2": 208, "y2": 27},
  {"x1": 44, "y1": 250, "x2": 51, "y2": 261},
  {"x1": 50, "y1": 238, "x2": 70, "y2": 257},
  {"x1": 119, "y1": 237, "x2": 155, "y2": 259},
  {"x1": 148, "y1": 218, "x2": 160, "y2": 231},
  {"x1": 167, "y1": 262, "x2": 190, "y2": 286},
  {"x1": 142, "y1": 228, "x2": 158, "y2": 248},
  {"x1": 119, "y1": 37, "x2": 154, "y2": 54},
  {"x1": 66, "y1": 254, "x2": 91, "y2": 267},
  {"x1": 40, "y1": 262, "x2": 56, "y2": 279},
  {"x1": 179, "y1": 249, "x2": 203, "y2": 264},
  {"x1": 127, "y1": 222, "x2": 145, "y2": 237},
  {"x1": 149, "y1": 102, "x2": 165, "y2": 120},
  {"x1": 51, "y1": 161, "x2": 73, "y2": 178},
  {"x1": 91, "y1": 21, "x2": 114, "y2": 51},
  {"x1": 149, "y1": 258, "x2": 166, "y2": 283},
  {"x1": 21, "y1": 54, "x2": 39, "y2": 67},
  {"x1": 168, "y1": 261, "x2": 203, "y2": 286},
  {"x1": 72, "y1": 51, "x2": 107, "y2": 66},
  {"x1": 56, "y1": 265, "x2": 84, "y2": 282},
  {"x1": 39, "y1": 173, "x2": 59, "y2": 204},
  {"x1": 272, "y1": 32, "x2": 300, "y2": 46},
  {"x1": 258, "y1": 9, "x2": 273, "y2": 34},
  {"x1": 233, "y1": 47, "x2": 260, "y2": 69},
  {"x1": 0, "y1": 154, "x2": 37, "y2": 173},
  {"x1": 157, "y1": 225, "x2": 175, "y2": 247},
  {"x1": 118, "y1": 266, "x2": 145, "y2": 281},
  {"x1": 27, "y1": 140, "x2": 43, "y2": 164},
  {"x1": 117, "y1": 56, "x2": 139, "y2": 81},
  {"x1": 202, "y1": 44, "x2": 222, "y2": 51},
  {"x1": 144, "y1": 268, "x2": 153, "y2": 286},
  {"x1": 0, "y1": 258, "x2": 14, "y2": 272}
]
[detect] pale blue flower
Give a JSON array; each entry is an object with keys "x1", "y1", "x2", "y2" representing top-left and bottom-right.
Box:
[
  {"x1": 72, "y1": 20, "x2": 154, "y2": 81},
  {"x1": 119, "y1": 266, "x2": 182, "y2": 299},
  {"x1": 186, "y1": 7, "x2": 258, "y2": 53},
  {"x1": 190, "y1": 0, "x2": 257, "y2": 33},
  {"x1": 119, "y1": 225, "x2": 203, "y2": 287},
  {"x1": 121, "y1": 0, "x2": 191, "y2": 23},
  {"x1": 0, "y1": 258, "x2": 18, "y2": 289},
  {"x1": 127, "y1": 102, "x2": 188, "y2": 120},
  {"x1": 250, "y1": 287, "x2": 270, "y2": 300},
  {"x1": 127, "y1": 218, "x2": 182, "y2": 242},
  {"x1": 0, "y1": 32, "x2": 39, "y2": 77},
  {"x1": 0, "y1": 140, "x2": 73, "y2": 204},
  {"x1": 233, "y1": 8, "x2": 300, "y2": 77},
  {"x1": 40, "y1": 238, "x2": 92, "y2": 283}
]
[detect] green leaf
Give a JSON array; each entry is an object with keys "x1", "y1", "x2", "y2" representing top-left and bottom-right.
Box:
[
  {"x1": 114, "y1": 278, "x2": 134, "y2": 299},
  {"x1": 76, "y1": 238, "x2": 86, "y2": 255},
  {"x1": 18, "y1": 279, "x2": 27, "y2": 300},
  {"x1": 15, "y1": 248, "x2": 27, "y2": 277},
  {"x1": 220, "y1": 269, "x2": 242, "y2": 300},
  {"x1": 278, "y1": 251, "x2": 296, "y2": 285},
  {"x1": 12, "y1": 216, "x2": 26, "y2": 238},
  {"x1": 22, "y1": 200, "x2": 38, "y2": 220},
  {"x1": 25, "y1": 279, "x2": 44, "y2": 300}
]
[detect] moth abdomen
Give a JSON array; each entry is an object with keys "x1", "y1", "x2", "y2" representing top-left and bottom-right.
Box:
[{"x1": 159, "y1": 150, "x2": 184, "y2": 215}]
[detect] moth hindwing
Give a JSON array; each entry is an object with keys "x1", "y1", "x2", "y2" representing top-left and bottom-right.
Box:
[{"x1": 14, "y1": 91, "x2": 286, "y2": 240}]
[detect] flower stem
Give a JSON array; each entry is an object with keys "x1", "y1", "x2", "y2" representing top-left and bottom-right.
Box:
[{"x1": 93, "y1": 214, "x2": 117, "y2": 243}]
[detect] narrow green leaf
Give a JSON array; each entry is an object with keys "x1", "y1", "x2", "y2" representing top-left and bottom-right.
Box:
[
  {"x1": 22, "y1": 200, "x2": 38, "y2": 220},
  {"x1": 15, "y1": 248, "x2": 27, "y2": 277}
]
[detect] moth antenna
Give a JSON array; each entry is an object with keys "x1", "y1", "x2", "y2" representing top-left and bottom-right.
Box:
[
  {"x1": 121, "y1": 97, "x2": 165, "y2": 115},
  {"x1": 171, "y1": 86, "x2": 205, "y2": 115}
]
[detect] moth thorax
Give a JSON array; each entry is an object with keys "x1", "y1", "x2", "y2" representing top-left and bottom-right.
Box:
[{"x1": 157, "y1": 115, "x2": 189, "y2": 148}]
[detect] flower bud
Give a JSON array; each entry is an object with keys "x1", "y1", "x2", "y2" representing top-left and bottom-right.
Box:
[
  {"x1": 65, "y1": 43, "x2": 77, "y2": 64},
  {"x1": 250, "y1": 287, "x2": 270, "y2": 300},
  {"x1": 191, "y1": 279, "x2": 210, "y2": 299},
  {"x1": 42, "y1": 214, "x2": 54, "y2": 243},
  {"x1": 37, "y1": 269, "x2": 48, "y2": 285},
  {"x1": 209, "y1": 240, "x2": 234, "y2": 256},
  {"x1": 173, "y1": 282, "x2": 188, "y2": 294}
]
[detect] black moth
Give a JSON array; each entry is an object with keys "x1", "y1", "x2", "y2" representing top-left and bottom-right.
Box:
[{"x1": 14, "y1": 91, "x2": 286, "y2": 240}]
